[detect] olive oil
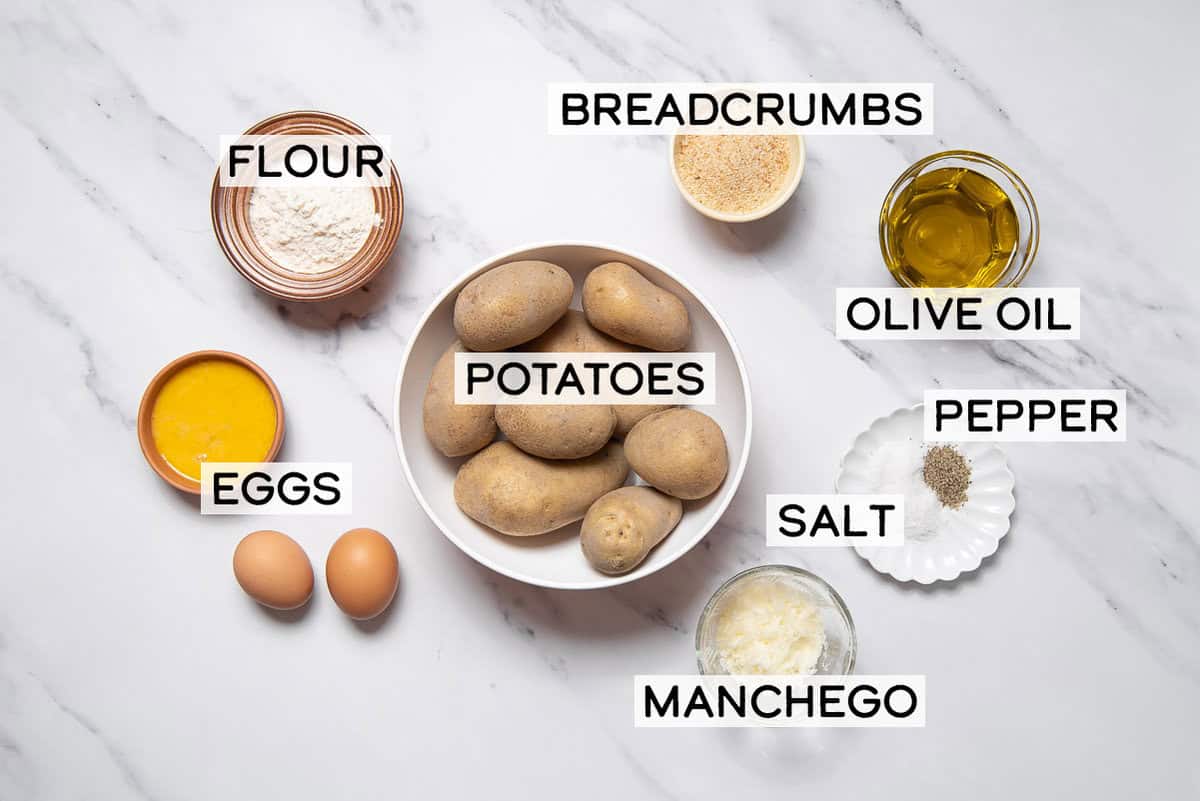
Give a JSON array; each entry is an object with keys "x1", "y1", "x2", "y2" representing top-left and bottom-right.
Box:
[{"x1": 884, "y1": 167, "x2": 1019, "y2": 287}]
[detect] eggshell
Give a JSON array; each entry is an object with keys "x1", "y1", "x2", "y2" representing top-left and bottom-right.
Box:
[
  {"x1": 325, "y1": 528, "x2": 399, "y2": 620},
  {"x1": 232, "y1": 530, "x2": 313, "y2": 610}
]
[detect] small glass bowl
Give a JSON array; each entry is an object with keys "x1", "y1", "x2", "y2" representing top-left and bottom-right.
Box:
[
  {"x1": 878, "y1": 149, "x2": 1038, "y2": 288},
  {"x1": 695, "y1": 565, "x2": 856, "y2": 675},
  {"x1": 210, "y1": 110, "x2": 403, "y2": 302}
]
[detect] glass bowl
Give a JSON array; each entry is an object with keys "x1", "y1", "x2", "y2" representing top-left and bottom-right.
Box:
[
  {"x1": 878, "y1": 150, "x2": 1038, "y2": 288},
  {"x1": 695, "y1": 565, "x2": 856, "y2": 675}
]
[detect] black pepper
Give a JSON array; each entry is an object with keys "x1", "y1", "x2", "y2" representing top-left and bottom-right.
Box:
[{"x1": 922, "y1": 445, "x2": 971, "y2": 509}]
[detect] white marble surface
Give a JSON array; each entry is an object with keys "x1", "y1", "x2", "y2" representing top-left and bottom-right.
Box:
[{"x1": 2, "y1": 0, "x2": 1198, "y2": 798}]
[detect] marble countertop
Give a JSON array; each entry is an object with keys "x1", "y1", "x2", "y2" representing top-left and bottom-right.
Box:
[{"x1": 2, "y1": 0, "x2": 1197, "y2": 798}]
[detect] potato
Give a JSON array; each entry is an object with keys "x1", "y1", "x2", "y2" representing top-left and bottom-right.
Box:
[
  {"x1": 528, "y1": 310, "x2": 674, "y2": 439},
  {"x1": 613, "y1": 404, "x2": 673, "y2": 439},
  {"x1": 422, "y1": 340, "x2": 497, "y2": 457},
  {"x1": 582, "y1": 262, "x2": 690, "y2": 351},
  {"x1": 526, "y1": 309, "x2": 629, "y2": 353},
  {"x1": 454, "y1": 260, "x2": 573, "y2": 351},
  {"x1": 580, "y1": 486, "x2": 682, "y2": 575},
  {"x1": 454, "y1": 441, "x2": 629, "y2": 536},
  {"x1": 495, "y1": 404, "x2": 616, "y2": 459},
  {"x1": 624, "y1": 408, "x2": 728, "y2": 499}
]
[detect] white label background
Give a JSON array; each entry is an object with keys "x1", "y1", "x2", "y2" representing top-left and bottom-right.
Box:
[
  {"x1": 217, "y1": 134, "x2": 394, "y2": 187},
  {"x1": 766, "y1": 494, "x2": 906, "y2": 547},
  {"x1": 923, "y1": 390, "x2": 1127, "y2": 442},
  {"x1": 454, "y1": 352, "x2": 716, "y2": 405},
  {"x1": 200, "y1": 462, "x2": 353, "y2": 515},
  {"x1": 548, "y1": 82, "x2": 934, "y2": 135},
  {"x1": 835, "y1": 288, "x2": 1081, "y2": 340},
  {"x1": 634, "y1": 675, "x2": 926, "y2": 727}
]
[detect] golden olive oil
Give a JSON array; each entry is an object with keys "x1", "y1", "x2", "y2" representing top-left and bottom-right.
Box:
[{"x1": 884, "y1": 167, "x2": 1019, "y2": 287}]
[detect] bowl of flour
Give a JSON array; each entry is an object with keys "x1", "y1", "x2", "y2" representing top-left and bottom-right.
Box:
[{"x1": 211, "y1": 110, "x2": 403, "y2": 302}]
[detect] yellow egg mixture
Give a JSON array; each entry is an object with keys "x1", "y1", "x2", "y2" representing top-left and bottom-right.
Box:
[{"x1": 151, "y1": 359, "x2": 277, "y2": 480}]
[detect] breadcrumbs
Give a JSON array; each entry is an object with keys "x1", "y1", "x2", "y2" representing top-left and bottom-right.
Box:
[{"x1": 674, "y1": 135, "x2": 793, "y2": 214}]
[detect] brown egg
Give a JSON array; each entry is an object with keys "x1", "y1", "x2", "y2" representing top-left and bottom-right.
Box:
[
  {"x1": 232, "y1": 530, "x2": 314, "y2": 610},
  {"x1": 325, "y1": 528, "x2": 399, "y2": 620}
]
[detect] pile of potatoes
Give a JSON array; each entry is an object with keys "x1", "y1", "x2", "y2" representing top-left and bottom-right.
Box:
[{"x1": 422, "y1": 259, "x2": 730, "y2": 575}]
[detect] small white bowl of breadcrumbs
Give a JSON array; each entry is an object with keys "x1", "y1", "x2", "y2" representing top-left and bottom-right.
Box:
[{"x1": 670, "y1": 134, "x2": 805, "y2": 223}]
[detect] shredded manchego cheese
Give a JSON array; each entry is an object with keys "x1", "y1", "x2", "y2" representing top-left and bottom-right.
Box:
[{"x1": 714, "y1": 576, "x2": 826, "y2": 675}]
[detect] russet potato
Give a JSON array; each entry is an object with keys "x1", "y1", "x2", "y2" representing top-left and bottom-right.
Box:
[
  {"x1": 526, "y1": 309, "x2": 627, "y2": 353},
  {"x1": 624, "y1": 408, "x2": 728, "y2": 500},
  {"x1": 580, "y1": 486, "x2": 682, "y2": 574},
  {"x1": 527, "y1": 309, "x2": 674, "y2": 439},
  {"x1": 582, "y1": 262, "x2": 690, "y2": 352},
  {"x1": 453, "y1": 260, "x2": 573, "y2": 351},
  {"x1": 454, "y1": 441, "x2": 629, "y2": 536},
  {"x1": 422, "y1": 340, "x2": 497, "y2": 457},
  {"x1": 495, "y1": 404, "x2": 616, "y2": 460}
]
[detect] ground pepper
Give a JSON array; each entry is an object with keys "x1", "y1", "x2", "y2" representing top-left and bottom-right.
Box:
[{"x1": 922, "y1": 445, "x2": 971, "y2": 509}]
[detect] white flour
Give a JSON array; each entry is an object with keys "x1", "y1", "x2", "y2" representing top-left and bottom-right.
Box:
[{"x1": 248, "y1": 185, "x2": 378, "y2": 274}]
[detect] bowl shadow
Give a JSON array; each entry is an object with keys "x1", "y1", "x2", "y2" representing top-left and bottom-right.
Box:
[
  {"x1": 248, "y1": 245, "x2": 409, "y2": 331},
  {"x1": 455, "y1": 515, "x2": 762, "y2": 645},
  {"x1": 684, "y1": 177, "x2": 810, "y2": 256}
]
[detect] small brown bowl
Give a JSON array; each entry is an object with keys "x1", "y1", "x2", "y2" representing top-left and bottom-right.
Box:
[
  {"x1": 137, "y1": 350, "x2": 285, "y2": 494},
  {"x1": 211, "y1": 110, "x2": 403, "y2": 302}
]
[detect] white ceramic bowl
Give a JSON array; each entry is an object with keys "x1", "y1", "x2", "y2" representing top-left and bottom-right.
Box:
[
  {"x1": 836, "y1": 405, "x2": 1015, "y2": 584},
  {"x1": 393, "y1": 242, "x2": 752, "y2": 590},
  {"x1": 669, "y1": 134, "x2": 805, "y2": 223}
]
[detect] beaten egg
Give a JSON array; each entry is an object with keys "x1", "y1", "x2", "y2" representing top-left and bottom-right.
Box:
[
  {"x1": 326, "y1": 528, "x2": 399, "y2": 620},
  {"x1": 232, "y1": 530, "x2": 314, "y2": 610},
  {"x1": 150, "y1": 358, "x2": 278, "y2": 481}
]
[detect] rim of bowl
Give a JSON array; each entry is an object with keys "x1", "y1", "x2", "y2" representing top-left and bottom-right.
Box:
[
  {"x1": 392, "y1": 240, "x2": 754, "y2": 590},
  {"x1": 669, "y1": 133, "x2": 806, "y2": 223},
  {"x1": 210, "y1": 110, "x2": 403, "y2": 302},
  {"x1": 137, "y1": 350, "x2": 285, "y2": 495},
  {"x1": 878, "y1": 149, "x2": 1039, "y2": 288},
  {"x1": 695, "y1": 564, "x2": 858, "y2": 675}
]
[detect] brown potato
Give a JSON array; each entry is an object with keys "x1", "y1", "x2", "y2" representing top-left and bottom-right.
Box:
[
  {"x1": 527, "y1": 309, "x2": 674, "y2": 439},
  {"x1": 582, "y1": 262, "x2": 690, "y2": 351},
  {"x1": 454, "y1": 441, "x2": 629, "y2": 536},
  {"x1": 454, "y1": 260, "x2": 573, "y2": 351},
  {"x1": 422, "y1": 340, "x2": 497, "y2": 457},
  {"x1": 624, "y1": 408, "x2": 728, "y2": 499},
  {"x1": 495, "y1": 404, "x2": 616, "y2": 459},
  {"x1": 580, "y1": 486, "x2": 682, "y2": 575},
  {"x1": 525, "y1": 309, "x2": 629, "y2": 353},
  {"x1": 613, "y1": 404, "x2": 674, "y2": 438}
]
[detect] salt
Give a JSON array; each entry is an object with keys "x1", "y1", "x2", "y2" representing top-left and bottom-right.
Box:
[{"x1": 861, "y1": 439, "x2": 945, "y2": 541}]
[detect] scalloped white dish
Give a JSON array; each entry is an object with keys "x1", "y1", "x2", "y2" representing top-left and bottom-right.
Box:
[{"x1": 836, "y1": 405, "x2": 1015, "y2": 584}]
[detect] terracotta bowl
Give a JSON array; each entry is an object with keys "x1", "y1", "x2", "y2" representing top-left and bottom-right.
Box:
[
  {"x1": 210, "y1": 110, "x2": 403, "y2": 302},
  {"x1": 137, "y1": 350, "x2": 285, "y2": 494}
]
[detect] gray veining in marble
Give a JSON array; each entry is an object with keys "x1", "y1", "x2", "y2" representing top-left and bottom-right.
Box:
[{"x1": 1, "y1": 0, "x2": 1197, "y2": 798}]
